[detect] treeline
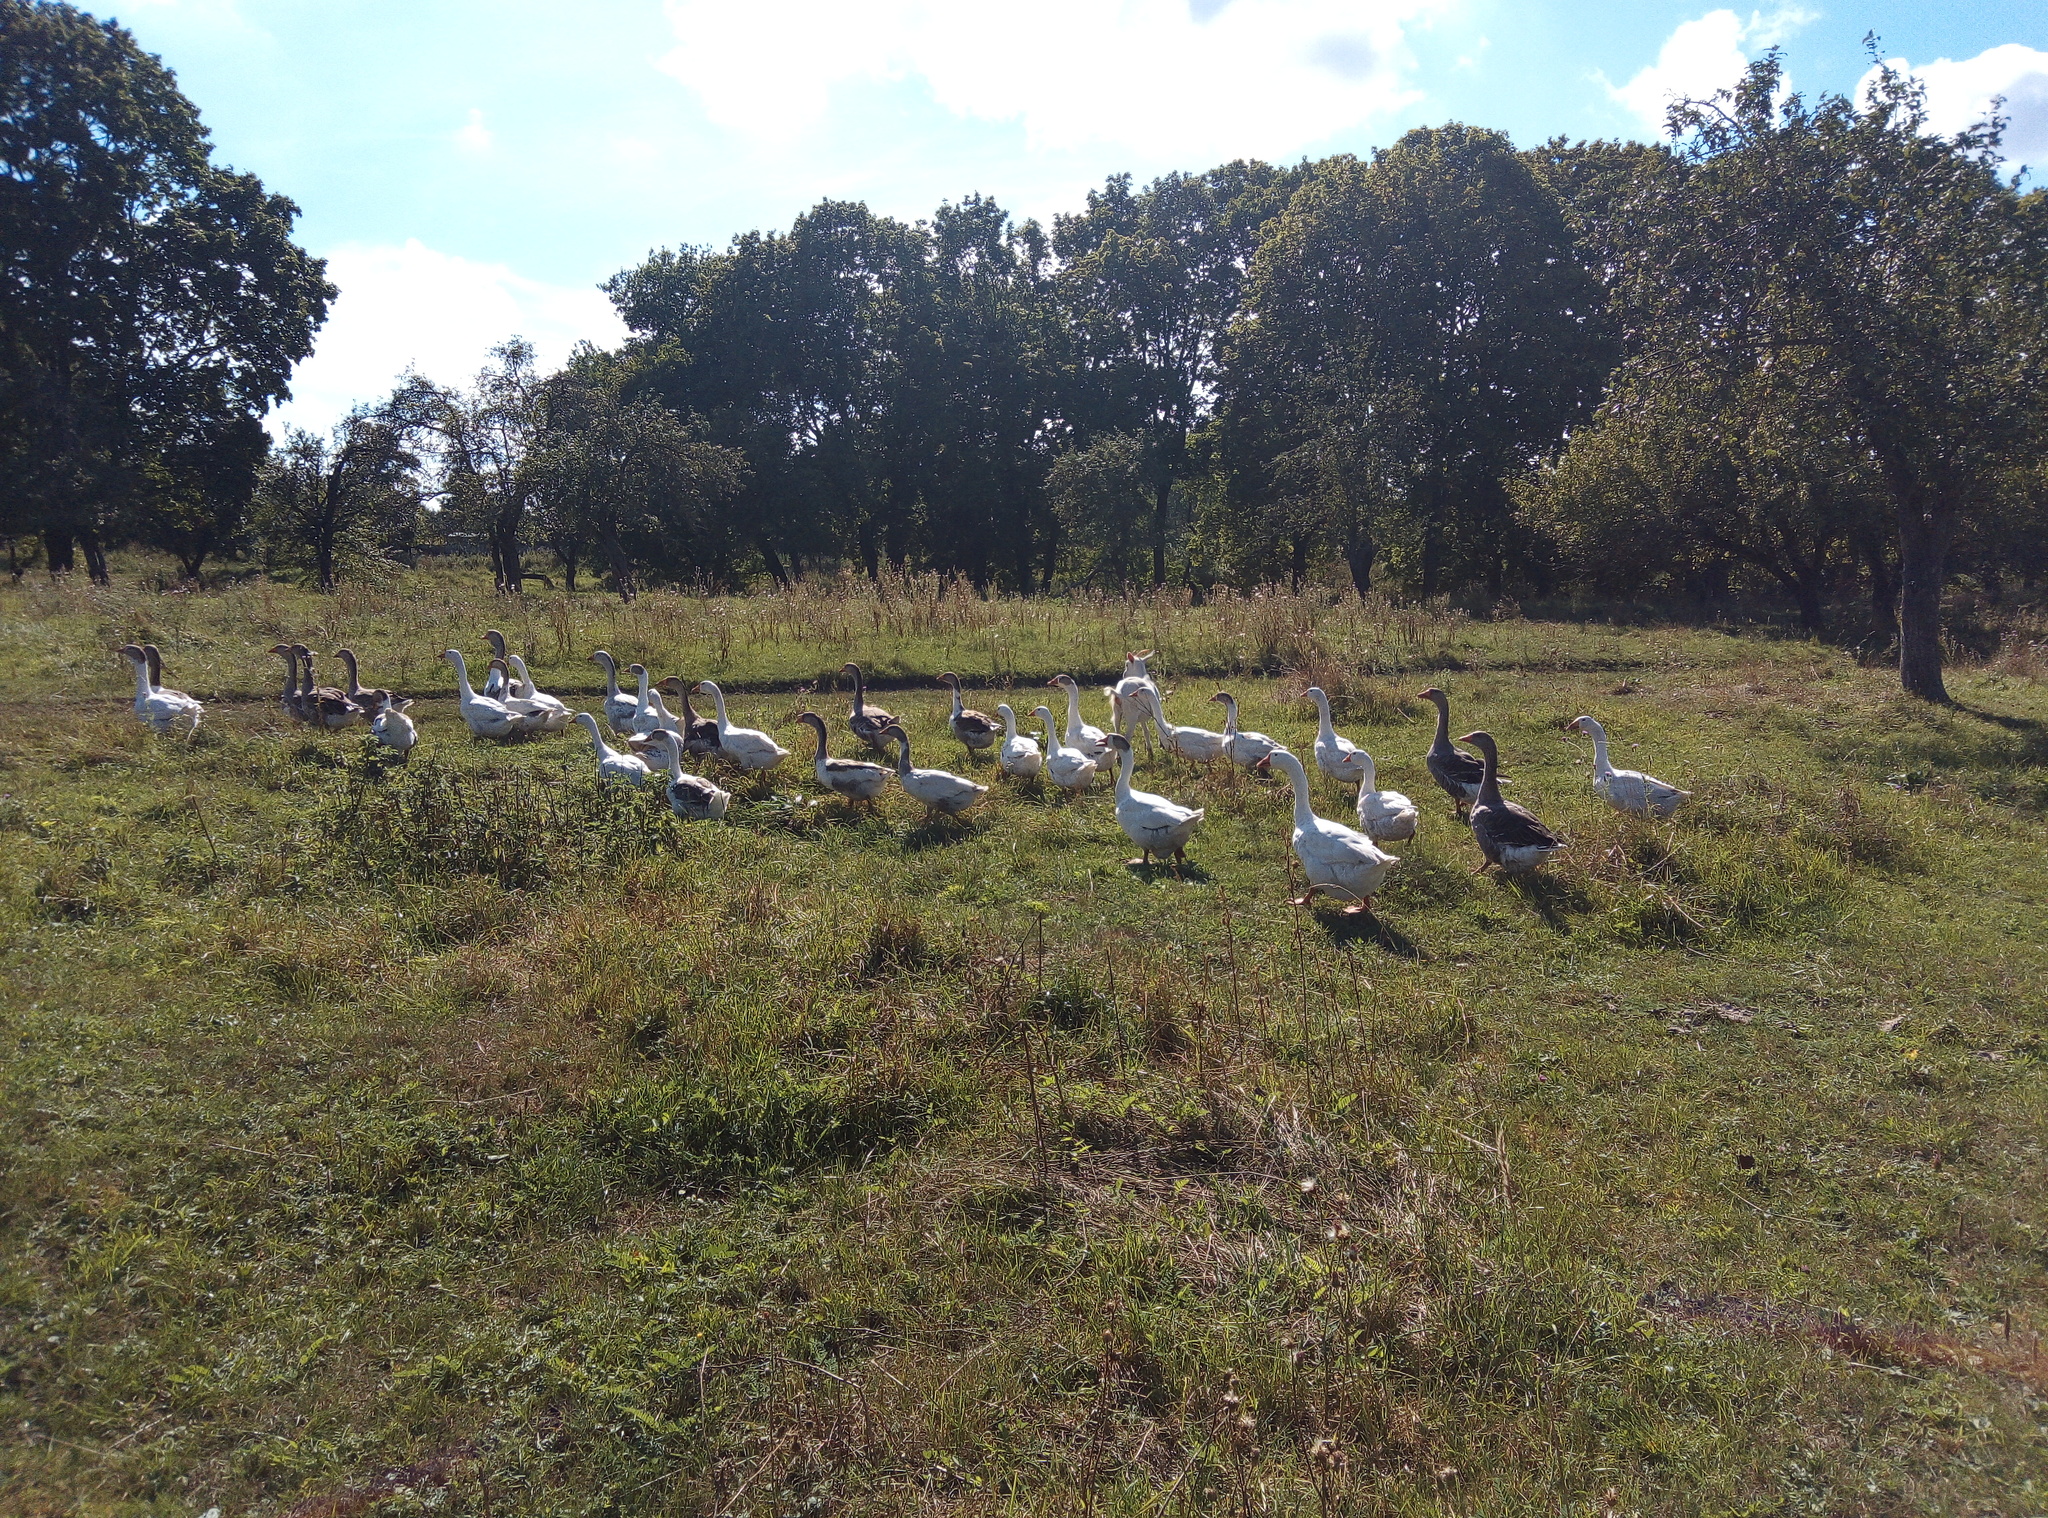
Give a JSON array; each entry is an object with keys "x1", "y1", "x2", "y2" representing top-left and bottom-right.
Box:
[{"x1": 4, "y1": 0, "x2": 2045, "y2": 700}]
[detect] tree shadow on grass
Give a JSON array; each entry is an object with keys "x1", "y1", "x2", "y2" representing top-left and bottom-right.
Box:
[{"x1": 1123, "y1": 858, "x2": 1214, "y2": 886}]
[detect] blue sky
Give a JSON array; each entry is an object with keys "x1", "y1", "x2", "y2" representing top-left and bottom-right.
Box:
[{"x1": 92, "y1": 0, "x2": 2048, "y2": 432}]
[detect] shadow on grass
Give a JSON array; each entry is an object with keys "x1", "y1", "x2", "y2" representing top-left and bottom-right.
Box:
[
  {"x1": 1123, "y1": 859, "x2": 1214, "y2": 886},
  {"x1": 900, "y1": 814, "x2": 983, "y2": 851},
  {"x1": 1314, "y1": 908, "x2": 1423, "y2": 958},
  {"x1": 1501, "y1": 870, "x2": 1590, "y2": 932}
]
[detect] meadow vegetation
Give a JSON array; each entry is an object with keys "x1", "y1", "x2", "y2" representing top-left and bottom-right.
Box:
[{"x1": 1, "y1": 563, "x2": 2045, "y2": 1516}]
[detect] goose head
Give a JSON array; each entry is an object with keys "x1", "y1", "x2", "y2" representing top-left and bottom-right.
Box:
[
  {"x1": 938, "y1": 672, "x2": 962, "y2": 691},
  {"x1": 484, "y1": 629, "x2": 508, "y2": 660},
  {"x1": 1418, "y1": 686, "x2": 1449, "y2": 709},
  {"x1": 591, "y1": 649, "x2": 618, "y2": 673},
  {"x1": 1457, "y1": 730, "x2": 1500, "y2": 765},
  {"x1": 1047, "y1": 674, "x2": 1078, "y2": 692},
  {"x1": 1567, "y1": 715, "x2": 1602, "y2": 738},
  {"x1": 1104, "y1": 733, "x2": 1133, "y2": 757},
  {"x1": 793, "y1": 710, "x2": 830, "y2": 747}
]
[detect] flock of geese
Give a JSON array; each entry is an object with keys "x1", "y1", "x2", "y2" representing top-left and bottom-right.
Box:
[{"x1": 116, "y1": 638, "x2": 1693, "y2": 916}]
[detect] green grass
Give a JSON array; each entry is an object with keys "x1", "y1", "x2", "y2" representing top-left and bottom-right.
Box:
[{"x1": 2, "y1": 562, "x2": 2045, "y2": 1516}]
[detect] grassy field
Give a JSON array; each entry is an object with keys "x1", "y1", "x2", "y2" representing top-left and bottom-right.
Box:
[{"x1": 2, "y1": 562, "x2": 2045, "y2": 1517}]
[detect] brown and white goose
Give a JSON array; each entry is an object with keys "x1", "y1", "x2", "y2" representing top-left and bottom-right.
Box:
[
  {"x1": 842, "y1": 663, "x2": 898, "y2": 752},
  {"x1": 661, "y1": 678, "x2": 723, "y2": 757},
  {"x1": 1420, "y1": 687, "x2": 1492, "y2": 817},
  {"x1": 1461, "y1": 731, "x2": 1564, "y2": 875},
  {"x1": 333, "y1": 648, "x2": 398, "y2": 715},
  {"x1": 481, "y1": 630, "x2": 511, "y2": 698},
  {"x1": 268, "y1": 643, "x2": 307, "y2": 720},
  {"x1": 116, "y1": 644, "x2": 203, "y2": 736},
  {"x1": 295, "y1": 646, "x2": 364, "y2": 728},
  {"x1": 882, "y1": 723, "x2": 986, "y2": 816},
  {"x1": 794, "y1": 711, "x2": 892, "y2": 805},
  {"x1": 939, "y1": 673, "x2": 1000, "y2": 758}
]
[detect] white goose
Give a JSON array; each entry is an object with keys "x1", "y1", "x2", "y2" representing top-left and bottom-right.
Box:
[
  {"x1": 1104, "y1": 733, "x2": 1203, "y2": 867},
  {"x1": 590, "y1": 650, "x2": 640, "y2": 735},
  {"x1": 995, "y1": 703, "x2": 1042, "y2": 778},
  {"x1": 1268, "y1": 748, "x2": 1400, "y2": 913},
  {"x1": 650, "y1": 729, "x2": 731, "y2": 820},
  {"x1": 1570, "y1": 715, "x2": 1690, "y2": 818},
  {"x1": 1151, "y1": 693, "x2": 1229, "y2": 765},
  {"x1": 794, "y1": 711, "x2": 891, "y2": 805},
  {"x1": 1047, "y1": 674, "x2": 1110, "y2": 762},
  {"x1": 627, "y1": 662, "x2": 662, "y2": 736},
  {"x1": 1353, "y1": 752, "x2": 1420, "y2": 842},
  {"x1": 576, "y1": 711, "x2": 652, "y2": 787},
  {"x1": 1107, "y1": 652, "x2": 1166, "y2": 747},
  {"x1": 1034, "y1": 705, "x2": 1099, "y2": 794},
  {"x1": 117, "y1": 645, "x2": 203, "y2": 736},
  {"x1": 883, "y1": 724, "x2": 986, "y2": 816},
  {"x1": 693, "y1": 682, "x2": 788, "y2": 771},
  {"x1": 1306, "y1": 687, "x2": 1371, "y2": 787},
  {"x1": 371, "y1": 695, "x2": 418, "y2": 760},
  {"x1": 442, "y1": 650, "x2": 522, "y2": 739},
  {"x1": 1211, "y1": 691, "x2": 1279, "y2": 770},
  {"x1": 487, "y1": 659, "x2": 555, "y2": 735},
  {"x1": 506, "y1": 655, "x2": 573, "y2": 733}
]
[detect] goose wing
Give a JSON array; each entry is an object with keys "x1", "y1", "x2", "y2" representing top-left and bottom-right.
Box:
[{"x1": 1475, "y1": 799, "x2": 1562, "y2": 852}]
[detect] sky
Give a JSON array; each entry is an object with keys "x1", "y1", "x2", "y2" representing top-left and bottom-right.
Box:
[{"x1": 91, "y1": 0, "x2": 2048, "y2": 434}]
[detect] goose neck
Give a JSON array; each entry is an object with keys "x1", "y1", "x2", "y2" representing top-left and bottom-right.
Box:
[
  {"x1": 1476, "y1": 742, "x2": 1502, "y2": 805},
  {"x1": 891, "y1": 731, "x2": 913, "y2": 775},
  {"x1": 701, "y1": 684, "x2": 731, "y2": 729},
  {"x1": 1063, "y1": 682, "x2": 1082, "y2": 731},
  {"x1": 1220, "y1": 697, "x2": 1239, "y2": 738},
  {"x1": 1114, "y1": 743, "x2": 1135, "y2": 798},
  {"x1": 446, "y1": 652, "x2": 475, "y2": 700},
  {"x1": 1279, "y1": 752, "x2": 1315, "y2": 828},
  {"x1": 998, "y1": 704, "x2": 1018, "y2": 740},
  {"x1": 1312, "y1": 690, "x2": 1336, "y2": 744},
  {"x1": 128, "y1": 656, "x2": 152, "y2": 701},
  {"x1": 595, "y1": 652, "x2": 620, "y2": 699},
  {"x1": 338, "y1": 650, "x2": 360, "y2": 694},
  {"x1": 1586, "y1": 725, "x2": 1613, "y2": 773},
  {"x1": 659, "y1": 733, "x2": 684, "y2": 780},
  {"x1": 1431, "y1": 695, "x2": 1451, "y2": 749}
]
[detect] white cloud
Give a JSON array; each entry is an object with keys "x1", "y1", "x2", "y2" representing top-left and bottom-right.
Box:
[
  {"x1": 455, "y1": 107, "x2": 492, "y2": 153},
  {"x1": 654, "y1": 0, "x2": 1440, "y2": 162},
  {"x1": 273, "y1": 240, "x2": 628, "y2": 435},
  {"x1": 1864, "y1": 44, "x2": 2048, "y2": 170},
  {"x1": 1608, "y1": 8, "x2": 1813, "y2": 134}
]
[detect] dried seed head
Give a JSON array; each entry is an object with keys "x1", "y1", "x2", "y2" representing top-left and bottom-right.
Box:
[{"x1": 1298, "y1": 1177, "x2": 1318, "y2": 1196}]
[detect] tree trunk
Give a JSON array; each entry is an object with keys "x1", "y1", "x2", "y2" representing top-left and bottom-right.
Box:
[
  {"x1": 757, "y1": 536, "x2": 791, "y2": 590},
  {"x1": 1289, "y1": 535, "x2": 1307, "y2": 593},
  {"x1": 1152, "y1": 478, "x2": 1170, "y2": 587},
  {"x1": 1342, "y1": 527, "x2": 1376, "y2": 600},
  {"x1": 80, "y1": 527, "x2": 109, "y2": 586},
  {"x1": 44, "y1": 529, "x2": 75, "y2": 575},
  {"x1": 1895, "y1": 500, "x2": 1951, "y2": 702}
]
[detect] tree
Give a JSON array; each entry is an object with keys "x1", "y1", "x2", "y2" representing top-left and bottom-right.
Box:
[
  {"x1": 1045, "y1": 432, "x2": 1152, "y2": 589},
  {"x1": 255, "y1": 407, "x2": 421, "y2": 590},
  {"x1": 523, "y1": 367, "x2": 748, "y2": 599},
  {"x1": 1056, "y1": 163, "x2": 1300, "y2": 585},
  {"x1": 1222, "y1": 128, "x2": 1611, "y2": 600},
  {"x1": 0, "y1": 0, "x2": 331, "y2": 579},
  {"x1": 1609, "y1": 53, "x2": 2048, "y2": 700},
  {"x1": 411, "y1": 340, "x2": 544, "y2": 594}
]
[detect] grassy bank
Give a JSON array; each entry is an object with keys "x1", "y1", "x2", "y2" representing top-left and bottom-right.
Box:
[{"x1": 2, "y1": 567, "x2": 2045, "y2": 1516}]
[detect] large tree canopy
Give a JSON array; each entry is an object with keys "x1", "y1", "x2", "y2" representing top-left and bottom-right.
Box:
[
  {"x1": 0, "y1": 0, "x2": 331, "y2": 579},
  {"x1": 1581, "y1": 54, "x2": 2048, "y2": 700}
]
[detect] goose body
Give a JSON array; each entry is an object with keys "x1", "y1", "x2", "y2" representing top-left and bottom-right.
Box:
[
  {"x1": 1034, "y1": 705, "x2": 1099, "y2": 793},
  {"x1": 1105, "y1": 732, "x2": 1202, "y2": 865},
  {"x1": 795, "y1": 711, "x2": 892, "y2": 803},
  {"x1": 842, "y1": 663, "x2": 898, "y2": 752},
  {"x1": 334, "y1": 649, "x2": 398, "y2": 716},
  {"x1": 1571, "y1": 716, "x2": 1689, "y2": 818},
  {"x1": 1151, "y1": 694, "x2": 1229, "y2": 764},
  {"x1": 1462, "y1": 731, "x2": 1564, "y2": 875},
  {"x1": 1211, "y1": 692, "x2": 1278, "y2": 769},
  {"x1": 371, "y1": 696, "x2": 418, "y2": 759},
  {"x1": 297, "y1": 648, "x2": 364, "y2": 729},
  {"x1": 1107, "y1": 652, "x2": 1165, "y2": 744},
  {"x1": 1306, "y1": 687, "x2": 1371, "y2": 787},
  {"x1": 941, "y1": 673, "x2": 1001, "y2": 755},
  {"x1": 442, "y1": 650, "x2": 523, "y2": 739},
  {"x1": 1269, "y1": 748, "x2": 1399, "y2": 911},
  {"x1": 488, "y1": 660, "x2": 556, "y2": 735},
  {"x1": 668, "y1": 681, "x2": 723, "y2": 757},
  {"x1": 883, "y1": 724, "x2": 986, "y2": 815},
  {"x1": 1420, "y1": 687, "x2": 1493, "y2": 815},
  {"x1": 1352, "y1": 751, "x2": 1420, "y2": 843},
  {"x1": 577, "y1": 711, "x2": 652, "y2": 787},
  {"x1": 118, "y1": 645, "x2": 203, "y2": 736},
  {"x1": 1048, "y1": 674, "x2": 1110, "y2": 761},
  {"x1": 694, "y1": 682, "x2": 788, "y2": 771},
  {"x1": 651, "y1": 730, "x2": 731, "y2": 820},
  {"x1": 506, "y1": 655, "x2": 573, "y2": 732},
  {"x1": 590, "y1": 650, "x2": 641, "y2": 734},
  {"x1": 627, "y1": 663, "x2": 664, "y2": 736},
  {"x1": 995, "y1": 703, "x2": 1042, "y2": 778}
]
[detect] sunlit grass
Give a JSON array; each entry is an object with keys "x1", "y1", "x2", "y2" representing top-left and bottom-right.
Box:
[{"x1": 1, "y1": 563, "x2": 2044, "y2": 1515}]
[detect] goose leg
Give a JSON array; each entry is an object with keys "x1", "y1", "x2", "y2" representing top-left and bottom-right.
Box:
[{"x1": 1341, "y1": 896, "x2": 1376, "y2": 916}]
